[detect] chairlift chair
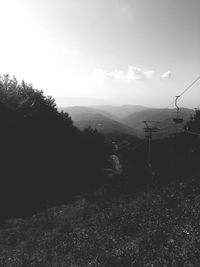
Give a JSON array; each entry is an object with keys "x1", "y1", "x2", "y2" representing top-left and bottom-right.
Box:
[
  {"x1": 173, "y1": 110, "x2": 183, "y2": 124},
  {"x1": 173, "y1": 96, "x2": 183, "y2": 124}
]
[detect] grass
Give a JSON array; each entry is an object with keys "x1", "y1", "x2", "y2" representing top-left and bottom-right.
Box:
[{"x1": 1, "y1": 176, "x2": 200, "y2": 266}]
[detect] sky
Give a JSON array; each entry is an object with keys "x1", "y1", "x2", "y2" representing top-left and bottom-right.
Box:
[{"x1": 0, "y1": 0, "x2": 199, "y2": 108}]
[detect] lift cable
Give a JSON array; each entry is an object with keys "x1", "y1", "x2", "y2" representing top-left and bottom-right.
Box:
[
  {"x1": 136, "y1": 75, "x2": 200, "y2": 134},
  {"x1": 166, "y1": 75, "x2": 200, "y2": 109},
  {"x1": 154, "y1": 75, "x2": 200, "y2": 131}
]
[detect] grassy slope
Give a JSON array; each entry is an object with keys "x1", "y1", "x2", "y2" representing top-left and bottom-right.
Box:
[{"x1": 1, "y1": 177, "x2": 200, "y2": 266}]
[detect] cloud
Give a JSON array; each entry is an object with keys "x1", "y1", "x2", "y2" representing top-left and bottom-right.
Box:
[
  {"x1": 93, "y1": 66, "x2": 155, "y2": 82},
  {"x1": 161, "y1": 71, "x2": 172, "y2": 79},
  {"x1": 127, "y1": 66, "x2": 154, "y2": 80}
]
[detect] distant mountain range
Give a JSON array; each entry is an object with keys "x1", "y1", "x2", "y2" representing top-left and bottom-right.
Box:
[
  {"x1": 60, "y1": 106, "x2": 138, "y2": 136},
  {"x1": 123, "y1": 108, "x2": 193, "y2": 138},
  {"x1": 91, "y1": 105, "x2": 149, "y2": 120},
  {"x1": 59, "y1": 105, "x2": 194, "y2": 139}
]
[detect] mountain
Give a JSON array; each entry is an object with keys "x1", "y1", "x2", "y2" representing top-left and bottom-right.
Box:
[
  {"x1": 59, "y1": 105, "x2": 194, "y2": 139},
  {"x1": 59, "y1": 106, "x2": 119, "y2": 121},
  {"x1": 122, "y1": 108, "x2": 193, "y2": 138},
  {"x1": 92, "y1": 105, "x2": 148, "y2": 120},
  {"x1": 59, "y1": 106, "x2": 138, "y2": 136}
]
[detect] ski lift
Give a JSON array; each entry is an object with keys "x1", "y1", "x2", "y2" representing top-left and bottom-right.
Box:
[{"x1": 173, "y1": 96, "x2": 183, "y2": 124}]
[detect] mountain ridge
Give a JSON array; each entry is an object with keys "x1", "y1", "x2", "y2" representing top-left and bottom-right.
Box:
[{"x1": 59, "y1": 105, "x2": 194, "y2": 138}]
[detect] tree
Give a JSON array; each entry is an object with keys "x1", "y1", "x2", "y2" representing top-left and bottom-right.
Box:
[
  {"x1": 185, "y1": 109, "x2": 200, "y2": 134},
  {"x1": 0, "y1": 75, "x2": 109, "y2": 219}
]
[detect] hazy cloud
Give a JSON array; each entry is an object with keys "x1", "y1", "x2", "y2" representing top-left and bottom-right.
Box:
[
  {"x1": 127, "y1": 66, "x2": 154, "y2": 80},
  {"x1": 161, "y1": 71, "x2": 172, "y2": 79},
  {"x1": 93, "y1": 66, "x2": 155, "y2": 81}
]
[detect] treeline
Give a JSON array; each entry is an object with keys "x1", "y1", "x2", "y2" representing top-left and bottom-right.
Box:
[
  {"x1": 0, "y1": 75, "x2": 110, "y2": 219},
  {"x1": 119, "y1": 110, "x2": 200, "y2": 191},
  {"x1": 152, "y1": 111, "x2": 200, "y2": 182}
]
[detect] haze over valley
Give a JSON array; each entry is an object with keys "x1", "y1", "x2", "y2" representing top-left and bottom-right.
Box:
[{"x1": 60, "y1": 104, "x2": 193, "y2": 138}]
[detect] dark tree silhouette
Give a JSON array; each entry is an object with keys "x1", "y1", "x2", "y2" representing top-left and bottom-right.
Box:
[
  {"x1": 0, "y1": 75, "x2": 109, "y2": 219},
  {"x1": 117, "y1": 110, "x2": 200, "y2": 193},
  {"x1": 185, "y1": 109, "x2": 200, "y2": 133}
]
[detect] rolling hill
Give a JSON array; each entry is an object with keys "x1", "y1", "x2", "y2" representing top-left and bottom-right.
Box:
[
  {"x1": 59, "y1": 106, "x2": 138, "y2": 136},
  {"x1": 122, "y1": 108, "x2": 193, "y2": 138},
  {"x1": 59, "y1": 105, "x2": 194, "y2": 139},
  {"x1": 92, "y1": 104, "x2": 149, "y2": 120},
  {"x1": 60, "y1": 106, "x2": 119, "y2": 121}
]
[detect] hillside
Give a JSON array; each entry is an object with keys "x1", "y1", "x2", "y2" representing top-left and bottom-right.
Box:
[
  {"x1": 1, "y1": 176, "x2": 200, "y2": 266},
  {"x1": 122, "y1": 108, "x2": 193, "y2": 138},
  {"x1": 59, "y1": 106, "x2": 119, "y2": 121},
  {"x1": 59, "y1": 105, "x2": 193, "y2": 139},
  {"x1": 92, "y1": 105, "x2": 149, "y2": 120},
  {"x1": 59, "y1": 106, "x2": 138, "y2": 136}
]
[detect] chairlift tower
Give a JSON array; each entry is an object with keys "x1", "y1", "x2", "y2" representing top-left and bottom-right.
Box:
[{"x1": 143, "y1": 121, "x2": 159, "y2": 167}]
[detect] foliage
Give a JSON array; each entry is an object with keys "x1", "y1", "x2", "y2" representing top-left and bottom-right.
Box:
[
  {"x1": 118, "y1": 109, "x2": 200, "y2": 190},
  {"x1": 0, "y1": 75, "x2": 109, "y2": 219},
  {"x1": 185, "y1": 109, "x2": 200, "y2": 133}
]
